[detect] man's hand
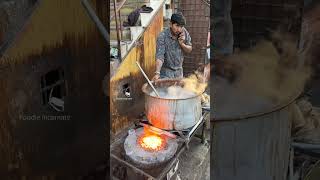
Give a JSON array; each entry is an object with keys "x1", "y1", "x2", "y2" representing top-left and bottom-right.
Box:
[
  {"x1": 152, "y1": 74, "x2": 160, "y2": 82},
  {"x1": 178, "y1": 32, "x2": 186, "y2": 45},
  {"x1": 153, "y1": 59, "x2": 163, "y2": 83},
  {"x1": 177, "y1": 32, "x2": 192, "y2": 53}
]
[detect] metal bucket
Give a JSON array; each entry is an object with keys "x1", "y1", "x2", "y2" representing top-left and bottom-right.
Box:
[{"x1": 142, "y1": 79, "x2": 203, "y2": 130}]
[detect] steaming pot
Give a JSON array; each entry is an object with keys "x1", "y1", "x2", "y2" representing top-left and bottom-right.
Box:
[{"x1": 142, "y1": 79, "x2": 203, "y2": 130}]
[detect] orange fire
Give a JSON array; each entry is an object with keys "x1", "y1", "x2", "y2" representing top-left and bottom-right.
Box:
[{"x1": 138, "y1": 127, "x2": 166, "y2": 151}]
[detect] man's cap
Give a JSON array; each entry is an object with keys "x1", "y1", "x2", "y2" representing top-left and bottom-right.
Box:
[{"x1": 171, "y1": 13, "x2": 186, "y2": 26}]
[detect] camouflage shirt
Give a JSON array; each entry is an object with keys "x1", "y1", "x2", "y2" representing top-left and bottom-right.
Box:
[{"x1": 156, "y1": 27, "x2": 192, "y2": 78}]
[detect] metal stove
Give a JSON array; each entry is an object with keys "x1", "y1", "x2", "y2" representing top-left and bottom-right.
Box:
[{"x1": 110, "y1": 108, "x2": 209, "y2": 180}]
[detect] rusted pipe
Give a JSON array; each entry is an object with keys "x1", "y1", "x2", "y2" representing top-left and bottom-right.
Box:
[{"x1": 81, "y1": 0, "x2": 109, "y2": 43}]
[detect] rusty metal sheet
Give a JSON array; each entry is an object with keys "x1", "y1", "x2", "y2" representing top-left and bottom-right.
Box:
[
  {"x1": 111, "y1": 6, "x2": 164, "y2": 135},
  {"x1": 142, "y1": 9, "x2": 164, "y2": 77}
]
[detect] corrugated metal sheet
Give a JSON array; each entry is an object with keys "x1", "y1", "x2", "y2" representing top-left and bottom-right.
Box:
[{"x1": 178, "y1": 0, "x2": 210, "y2": 75}]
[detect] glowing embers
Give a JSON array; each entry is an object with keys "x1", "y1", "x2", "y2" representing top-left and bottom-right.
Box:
[
  {"x1": 124, "y1": 127, "x2": 178, "y2": 168},
  {"x1": 138, "y1": 133, "x2": 166, "y2": 152}
]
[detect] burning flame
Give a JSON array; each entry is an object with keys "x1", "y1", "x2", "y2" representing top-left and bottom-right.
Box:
[{"x1": 138, "y1": 127, "x2": 166, "y2": 151}]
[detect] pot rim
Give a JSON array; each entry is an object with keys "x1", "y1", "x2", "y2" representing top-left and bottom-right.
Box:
[
  {"x1": 213, "y1": 88, "x2": 303, "y2": 122},
  {"x1": 142, "y1": 78, "x2": 205, "y2": 100}
]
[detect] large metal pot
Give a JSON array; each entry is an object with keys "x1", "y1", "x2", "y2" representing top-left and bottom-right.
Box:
[
  {"x1": 212, "y1": 77, "x2": 303, "y2": 180},
  {"x1": 142, "y1": 79, "x2": 203, "y2": 130}
]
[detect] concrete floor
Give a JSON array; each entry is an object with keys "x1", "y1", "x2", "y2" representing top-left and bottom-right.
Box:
[{"x1": 176, "y1": 128, "x2": 210, "y2": 180}]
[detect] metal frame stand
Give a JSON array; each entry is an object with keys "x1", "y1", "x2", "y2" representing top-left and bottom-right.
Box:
[{"x1": 111, "y1": 109, "x2": 209, "y2": 180}]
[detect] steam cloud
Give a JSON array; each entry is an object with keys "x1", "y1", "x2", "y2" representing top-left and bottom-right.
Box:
[{"x1": 213, "y1": 30, "x2": 312, "y2": 118}]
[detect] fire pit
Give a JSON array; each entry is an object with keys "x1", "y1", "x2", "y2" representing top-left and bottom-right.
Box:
[
  {"x1": 111, "y1": 110, "x2": 208, "y2": 179},
  {"x1": 124, "y1": 127, "x2": 178, "y2": 169}
]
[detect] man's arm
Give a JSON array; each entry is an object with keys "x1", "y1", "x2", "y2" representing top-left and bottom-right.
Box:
[
  {"x1": 179, "y1": 41, "x2": 192, "y2": 53},
  {"x1": 152, "y1": 33, "x2": 165, "y2": 81},
  {"x1": 152, "y1": 59, "x2": 163, "y2": 81},
  {"x1": 155, "y1": 59, "x2": 163, "y2": 73}
]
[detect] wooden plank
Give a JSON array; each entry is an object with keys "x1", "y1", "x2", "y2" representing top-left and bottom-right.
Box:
[{"x1": 111, "y1": 4, "x2": 164, "y2": 134}]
